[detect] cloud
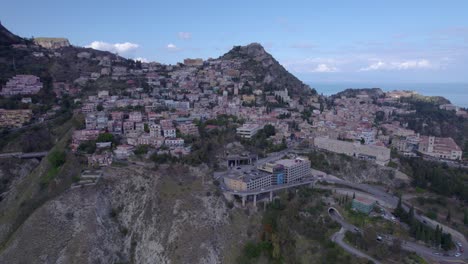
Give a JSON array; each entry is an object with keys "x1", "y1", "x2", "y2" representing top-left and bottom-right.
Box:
[
  {"x1": 311, "y1": 64, "x2": 338, "y2": 73},
  {"x1": 178, "y1": 32, "x2": 192, "y2": 40},
  {"x1": 133, "y1": 57, "x2": 149, "y2": 63},
  {"x1": 166, "y1": 43, "x2": 180, "y2": 52},
  {"x1": 86, "y1": 41, "x2": 139, "y2": 54},
  {"x1": 359, "y1": 59, "x2": 434, "y2": 71},
  {"x1": 283, "y1": 58, "x2": 341, "y2": 73}
]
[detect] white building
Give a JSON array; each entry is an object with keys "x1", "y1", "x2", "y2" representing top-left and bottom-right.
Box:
[
  {"x1": 314, "y1": 137, "x2": 391, "y2": 166},
  {"x1": 418, "y1": 136, "x2": 462, "y2": 160},
  {"x1": 162, "y1": 126, "x2": 176, "y2": 138},
  {"x1": 149, "y1": 123, "x2": 161, "y2": 137},
  {"x1": 165, "y1": 138, "x2": 184, "y2": 147},
  {"x1": 275, "y1": 157, "x2": 311, "y2": 183},
  {"x1": 236, "y1": 123, "x2": 263, "y2": 139}
]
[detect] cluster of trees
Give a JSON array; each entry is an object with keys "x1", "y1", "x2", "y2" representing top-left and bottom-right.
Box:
[
  {"x1": 241, "y1": 124, "x2": 287, "y2": 153},
  {"x1": 134, "y1": 144, "x2": 150, "y2": 156},
  {"x1": 344, "y1": 230, "x2": 404, "y2": 261},
  {"x1": 78, "y1": 133, "x2": 117, "y2": 154},
  {"x1": 237, "y1": 188, "x2": 355, "y2": 263},
  {"x1": 396, "y1": 97, "x2": 467, "y2": 149},
  {"x1": 40, "y1": 150, "x2": 67, "y2": 189},
  {"x1": 78, "y1": 140, "x2": 96, "y2": 154},
  {"x1": 394, "y1": 198, "x2": 453, "y2": 250},
  {"x1": 400, "y1": 158, "x2": 468, "y2": 202}
]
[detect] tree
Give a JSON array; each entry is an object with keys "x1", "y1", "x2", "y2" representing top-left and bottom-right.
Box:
[
  {"x1": 48, "y1": 150, "x2": 66, "y2": 168},
  {"x1": 263, "y1": 124, "x2": 275, "y2": 137},
  {"x1": 97, "y1": 133, "x2": 114, "y2": 143},
  {"x1": 390, "y1": 238, "x2": 402, "y2": 254},
  {"x1": 144, "y1": 123, "x2": 149, "y2": 133},
  {"x1": 446, "y1": 209, "x2": 451, "y2": 222},
  {"x1": 375, "y1": 110, "x2": 385, "y2": 123},
  {"x1": 408, "y1": 205, "x2": 415, "y2": 223},
  {"x1": 135, "y1": 60, "x2": 142, "y2": 69},
  {"x1": 464, "y1": 210, "x2": 468, "y2": 225},
  {"x1": 96, "y1": 103, "x2": 103, "y2": 111},
  {"x1": 394, "y1": 196, "x2": 405, "y2": 219},
  {"x1": 271, "y1": 233, "x2": 281, "y2": 259},
  {"x1": 78, "y1": 140, "x2": 96, "y2": 154}
]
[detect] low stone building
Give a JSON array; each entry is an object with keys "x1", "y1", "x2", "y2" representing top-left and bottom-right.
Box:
[{"x1": 352, "y1": 197, "x2": 376, "y2": 214}]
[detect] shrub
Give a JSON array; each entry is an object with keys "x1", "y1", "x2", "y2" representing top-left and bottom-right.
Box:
[
  {"x1": 48, "y1": 150, "x2": 66, "y2": 168},
  {"x1": 97, "y1": 133, "x2": 114, "y2": 143}
]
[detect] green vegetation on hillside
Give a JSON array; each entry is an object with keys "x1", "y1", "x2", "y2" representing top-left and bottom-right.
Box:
[
  {"x1": 236, "y1": 188, "x2": 363, "y2": 264},
  {"x1": 394, "y1": 198, "x2": 453, "y2": 250},
  {"x1": 240, "y1": 124, "x2": 287, "y2": 154},
  {"x1": 395, "y1": 97, "x2": 467, "y2": 149},
  {"x1": 399, "y1": 158, "x2": 468, "y2": 201}
]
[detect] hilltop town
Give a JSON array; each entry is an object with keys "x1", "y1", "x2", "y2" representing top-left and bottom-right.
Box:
[
  {"x1": 0, "y1": 22, "x2": 467, "y2": 264},
  {"x1": 1, "y1": 50, "x2": 464, "y2": 167}
]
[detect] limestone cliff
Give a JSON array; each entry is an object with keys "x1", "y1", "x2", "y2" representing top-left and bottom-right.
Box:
[{"x1": 34, "y1": 38, "x2": 71, "y2": 49}]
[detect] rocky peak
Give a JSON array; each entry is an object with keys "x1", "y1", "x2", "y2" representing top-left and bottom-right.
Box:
[
  {"x1": 221, "y1": 43, "x2": 317, "y2": 97},
  {"x1": 221, "y1": 42, "x2": 269, "y2": 61},
  {"x1": 242, "y1": 42, "x2": 267, "y2": 57}
]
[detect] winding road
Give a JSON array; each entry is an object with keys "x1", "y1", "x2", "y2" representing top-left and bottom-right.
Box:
[
  {"x1": 216, "y1": 146, "x2": 467, "y2": 263},
  {"x1": 320, "y1": 176, "x2": 468, "y2": 263}
]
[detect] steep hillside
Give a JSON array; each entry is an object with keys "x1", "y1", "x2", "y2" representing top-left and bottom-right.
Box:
[
  {"x1": 221, "y1": 43, "x2": 316, "y2": 97},
  {"x1": 0, "y1": 24, "x2": 128, "y2": 86},
  {"x1": 0, "y1": 22, "x2": 26, "y2": 46},
  {"x1": 0, "y1": 164, "x2": 255, "y2": 263}
]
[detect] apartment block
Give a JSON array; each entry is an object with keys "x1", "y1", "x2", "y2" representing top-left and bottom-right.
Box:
[
  {"x1": 236, "y1": 123, "x2": 263, "y2": 139},
  {"x1": 314, "y1": 137, "x2": 391, "y2": 166},
  {"x1": 0, "y1": 109, "x2": 33, "y2": 127},
  {"x1": 418, "y1": 136, "x2": 462, "y2": 160}
]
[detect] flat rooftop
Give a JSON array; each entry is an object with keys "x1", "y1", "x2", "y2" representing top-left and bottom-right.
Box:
[
  {"x1": 225, "y1": 169, "x2": 271, "y2": 182},
  {"x1": 353, "y1": 196, "x2": 376, "y2": 205},
  {"x1": 238, "y1": 123, "x2": 261, "y2": 130},
  {"x1": 275, "y1": 158, "x2": 307, "y2": 167}
]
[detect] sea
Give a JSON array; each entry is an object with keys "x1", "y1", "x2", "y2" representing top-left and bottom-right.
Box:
[{"x1": 308, "y1": 82, "x2": 468, "y2": 108}]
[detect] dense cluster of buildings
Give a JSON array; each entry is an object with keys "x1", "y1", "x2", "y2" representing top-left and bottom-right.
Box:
[
  {"x1": 1, "y1": 43, "x2": 464, "y2": 168},
  {"x1": 0, "y1": 109, "x2": 32, "y2": 128},
  {"x1": 223, "y1": 157, "x2": 311, "y2": 192},
  {"x1": 307, "y1": 93, "x2": 463, "y2": 162},
  {"x1": 0, "y1": 75, "x2": 43, "y2": 96}
]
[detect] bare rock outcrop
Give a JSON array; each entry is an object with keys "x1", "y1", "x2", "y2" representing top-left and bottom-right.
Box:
[
  {"x1": 34, "y1": 38, "x2": 70, "y2": 49},
  {"x1": 0, "y1": 164, "x2": 249, "y2": 263}
]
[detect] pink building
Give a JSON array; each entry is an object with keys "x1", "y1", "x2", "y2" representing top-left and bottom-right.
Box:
[
  {"x1": 1, "y1": 75, "x2": 43, "y2": 96},
  {"x1": 128, "y1": 111, "x2": 143, "y2": 122}
]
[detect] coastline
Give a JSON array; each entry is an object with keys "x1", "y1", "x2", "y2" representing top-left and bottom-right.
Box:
[{"x1": 308, "y1": 82, "x2": 468, "y2": 108}]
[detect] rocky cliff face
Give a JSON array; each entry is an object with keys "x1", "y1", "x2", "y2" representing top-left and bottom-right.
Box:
[
  {"x1": 0, "y1": 164, "x2": 253, "y2": 263},
  {"x1": 34, "y1": 38, "x2": 71, "y2": 49}
]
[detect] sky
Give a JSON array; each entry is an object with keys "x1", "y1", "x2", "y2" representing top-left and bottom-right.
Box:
[{"x1": 1, "y1": 0, "x2": 468, "y2": 83}]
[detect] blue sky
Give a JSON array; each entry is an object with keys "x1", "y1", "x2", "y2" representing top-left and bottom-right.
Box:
[{"x1": 1, "y1": 0, "x2": 468, "y2": 83}]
